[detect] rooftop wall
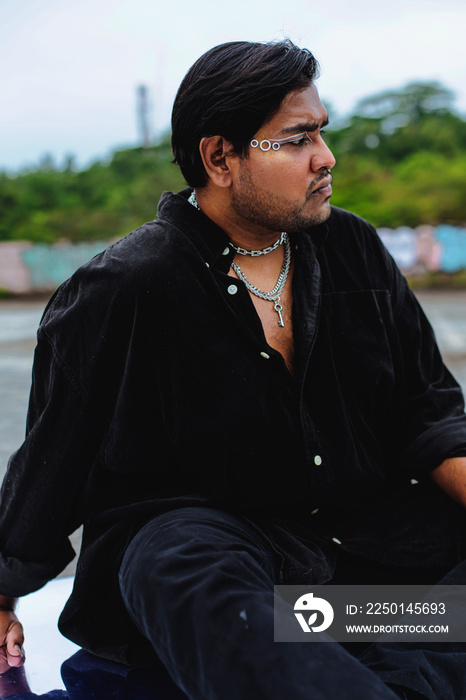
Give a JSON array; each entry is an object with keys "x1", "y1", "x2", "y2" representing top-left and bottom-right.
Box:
[{"x1": 1, "y1": 226, "x2": 466, "y2": 294}]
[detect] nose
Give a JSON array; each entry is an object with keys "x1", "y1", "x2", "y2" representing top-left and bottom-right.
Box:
[{"x1": 311, "y1": 137, "x2": 336, "y2": 173}]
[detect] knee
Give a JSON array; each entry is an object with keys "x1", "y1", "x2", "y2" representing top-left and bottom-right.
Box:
[{"x1": 119, "y1": 507, "x2": 273, "y2": 607}]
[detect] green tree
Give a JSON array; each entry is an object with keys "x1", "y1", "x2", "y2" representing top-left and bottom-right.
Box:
[{"x1": 327, "y1": 81, "x2": 466, "y2": 226}]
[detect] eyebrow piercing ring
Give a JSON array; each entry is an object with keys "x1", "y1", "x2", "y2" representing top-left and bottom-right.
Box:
[{"x1": 250, "y1": 139, "x2": 280, "y2": 151}]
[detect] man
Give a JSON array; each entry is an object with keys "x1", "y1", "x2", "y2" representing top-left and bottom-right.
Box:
[{"x1": 0, "y1": 40, "x2": 466, "y2": 699}]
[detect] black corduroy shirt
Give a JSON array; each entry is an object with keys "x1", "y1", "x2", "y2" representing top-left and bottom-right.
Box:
[{"x1": 1, "y1": 188, "x2": 466, "y2": 661}]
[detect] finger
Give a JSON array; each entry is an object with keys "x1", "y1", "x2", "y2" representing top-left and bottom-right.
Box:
[
  {"x1": 6, "y1": 642, "x2": 26, "y2": 669},
  {"x1": 6, "y1": 621, "x2": 24, "y2": 658},
  {"x1": 6, "y1": 648, "x2": 25, "y2": 668}
]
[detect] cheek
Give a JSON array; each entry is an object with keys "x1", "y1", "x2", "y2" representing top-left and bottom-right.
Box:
[
  {"x1": 242, "y1": 154, "x2": 309, "y2": 190},
  {"x1": 274, "y1": 152, "x2": 310, "y2": 175}
]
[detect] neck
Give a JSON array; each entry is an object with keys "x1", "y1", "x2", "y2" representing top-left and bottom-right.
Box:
[{"x1": 194, "y1": 187, "x2": 283, "y2": 251}]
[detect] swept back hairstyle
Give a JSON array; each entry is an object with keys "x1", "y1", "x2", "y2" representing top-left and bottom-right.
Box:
[{"x1": 171, "y1": 40, "x2": 320, "y2": 187}]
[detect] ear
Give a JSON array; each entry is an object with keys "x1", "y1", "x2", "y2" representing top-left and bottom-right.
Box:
[{"x1": 199, "y1": 136, "x2": 236, "y2": 188}]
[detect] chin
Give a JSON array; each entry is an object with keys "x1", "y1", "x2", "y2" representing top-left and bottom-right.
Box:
[
  {"x1": 287, "y1": 201, "x2": 331, "y2": 232},
  {"x1": 318, "y1": 201, "x2": 332, "y2": 223},
  {"x1": 313, "y1": 198, "x2": 333, "y2": 223}
]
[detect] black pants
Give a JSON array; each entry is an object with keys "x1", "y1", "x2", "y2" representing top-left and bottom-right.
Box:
[{"x1": 118, "y1": 507, "x2": 466, "y2": 700}]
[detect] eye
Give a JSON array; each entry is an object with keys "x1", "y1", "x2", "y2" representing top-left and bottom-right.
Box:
[
  {"x1": 285, "y1": 134, "x2": 311, "y2": 147},
  {"x1": 290, "y1": 136, "x2": 308, "y2": 146}
]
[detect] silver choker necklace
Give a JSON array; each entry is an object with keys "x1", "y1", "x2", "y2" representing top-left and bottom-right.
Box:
[
  {"x1": 231, "y1": 232, "x2": 286, "y2": 257},
  {"x1": 188, "y1": 189, "x2": 291, "y2": 327}
]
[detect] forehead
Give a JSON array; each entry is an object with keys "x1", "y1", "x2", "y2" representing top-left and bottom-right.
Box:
[{"x1": 261, "y1": 84, "x2": 327, "y2": 134}]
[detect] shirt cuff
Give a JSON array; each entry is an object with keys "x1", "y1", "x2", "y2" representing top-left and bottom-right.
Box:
[
  {"x1": 403, "y1": 416, "x2": 466, "y2": 477},
  {"x1": 0, "y1": 547, "x2": 74, "y2": 597}
]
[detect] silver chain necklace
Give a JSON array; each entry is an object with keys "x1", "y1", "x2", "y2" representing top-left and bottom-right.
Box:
[
  {"x1": 188, "y1": 190, "x2": 291, "y2": 327},
  {"x1": 231, "y1": 236, "x2": 291, "y2": 328},
  {"x1": 231, "y1": 232, "x2": 286, "y2": 257}
]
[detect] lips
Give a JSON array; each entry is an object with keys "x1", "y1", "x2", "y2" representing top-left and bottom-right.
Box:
[{"x1": 311, "y1": 176, "x2": 333, "y2": 197}]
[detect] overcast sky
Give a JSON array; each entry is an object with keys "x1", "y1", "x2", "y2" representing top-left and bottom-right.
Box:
[{"x1": 2, "y1": 0, "x2": 465, "y2": 172}]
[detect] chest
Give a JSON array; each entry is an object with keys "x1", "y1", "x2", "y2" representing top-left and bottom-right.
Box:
[{"x1": 228, "y1": 265, "x2": 295, "y2": 372}]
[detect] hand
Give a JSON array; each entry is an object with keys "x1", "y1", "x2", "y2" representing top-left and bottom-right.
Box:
[{"x1": 0, "y1": 607, "x2": 24, "y2": 673}]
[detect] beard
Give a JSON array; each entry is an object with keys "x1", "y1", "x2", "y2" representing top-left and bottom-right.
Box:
[{"x1": 230, "y1": 163, "x2": 332, "y2": 234}]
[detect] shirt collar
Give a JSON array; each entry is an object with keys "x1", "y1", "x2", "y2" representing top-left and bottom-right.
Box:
[{"x1": 156, "y1": 188, "x2": 234, "y2": 272}]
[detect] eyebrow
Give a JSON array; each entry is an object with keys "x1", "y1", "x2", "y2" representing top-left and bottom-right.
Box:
[{"x1": 279, "y1": 117, "x2": 329, "y2": 135}]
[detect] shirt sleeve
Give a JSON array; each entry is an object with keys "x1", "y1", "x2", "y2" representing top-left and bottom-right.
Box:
[
  {"x1": 0, "y1": 267, "x2": 125, "y2": 597},
  {"x1": 0, "y1": 330, "x2": 108, "y2": 596},
  {"x1": 387, "y1": 253, "x2": 466, "y2": 476}
]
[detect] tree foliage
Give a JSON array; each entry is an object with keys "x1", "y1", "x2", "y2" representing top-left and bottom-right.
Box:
[
  {"x1": 0, "y1": 140, "x2": 185, "y2": 243},
  {"x1": 326, "y1": 81, "x2": 466, "y2": 226},
  {"x1": 1, "y1": 81, "x2": 465, "y2": 243}
]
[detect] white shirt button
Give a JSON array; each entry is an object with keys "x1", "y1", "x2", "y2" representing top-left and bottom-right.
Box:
[
  {"x1": 222, "y1": 247, "x2": 230, "y2": 256},
  {"x1": 314, "y1": 455, "x2": 323, "y2": 466},
  {"x1": 332, "y1": 537, "x2": 342, "y2": 545},
  {"x1": 260, "y1": 351, "x2": 271, "y2": 360},
  {"x1": 227, "y1": 284, "x2": 238, "y2": 295},
  {"x1": 311, "y1": 508, "x2": 319, "y2": 515}
]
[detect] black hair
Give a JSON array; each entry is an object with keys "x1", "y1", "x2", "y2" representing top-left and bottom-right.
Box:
[{"x1": 171, "y1": 40, "x2": 319, "y2": 187}]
